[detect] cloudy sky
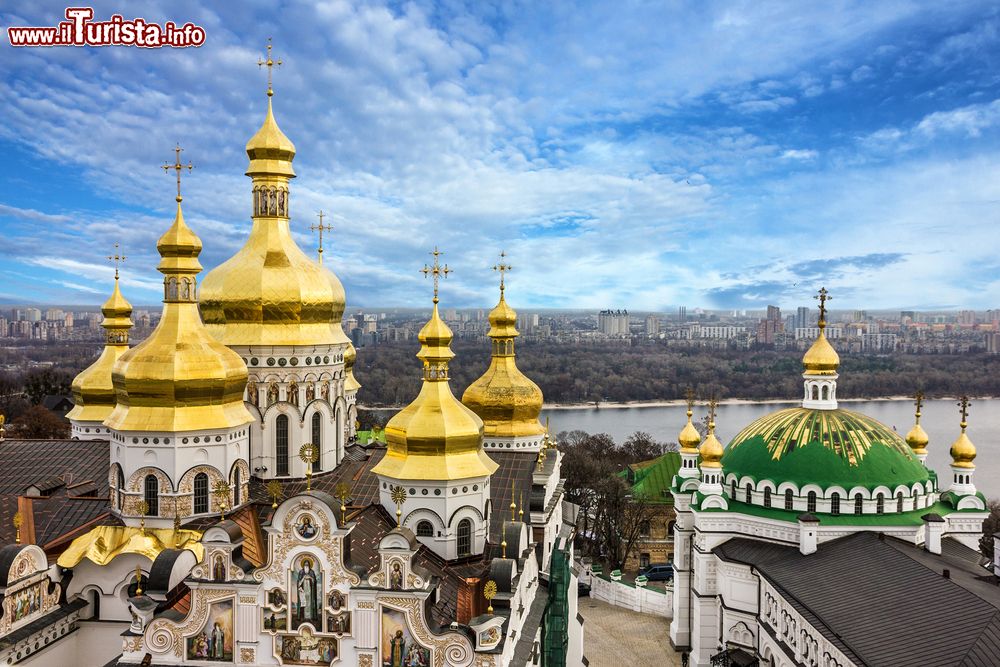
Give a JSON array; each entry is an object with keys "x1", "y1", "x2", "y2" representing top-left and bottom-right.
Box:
[{"x1": 2, "y1": 1, "x2": 999, "y2": 311}]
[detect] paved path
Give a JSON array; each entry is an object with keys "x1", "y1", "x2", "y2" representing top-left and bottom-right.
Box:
[{"x1": 578, "y1": 596, "x2": 681, "y2": 666}]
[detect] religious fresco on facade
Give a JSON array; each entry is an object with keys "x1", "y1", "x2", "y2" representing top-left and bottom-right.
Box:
[
  {"x1": 295, "y1": 514, "x2": 318, "y2": 540},
  {"x1": 389, "y1": 561, "x2": 403, "y2": 590},
  {"x1": 278, "y1": 627, "x2": 338, "y2": 665},
  {"x1": 185, "y1": 599, "x2": 233, "y2": 661},
  {"x1": 381, "y1": 608, "x2": 430, "y2": 667},
  {"x1": 268, "y1": 588, "x2": 287, "y2": 608},
  {"x1": 7, "y1": 581, "x2": 41, "y2": 624},
  {"x1": 291, "y1": 554, "x2": 322, "y2": 630},
  {"x1": 326, "y1": 610, "x2": 350, "y2": 635},
  {"x1": 263, "y1": 607, "x2": 288, "y2": 633},
  {"x1": 326, "y1": 589, "x2": 345, "y2": 612}
]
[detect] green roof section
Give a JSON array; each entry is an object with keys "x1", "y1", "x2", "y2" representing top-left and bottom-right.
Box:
[
  {"x1": 722, "y1": 408, "x2": 930, "y2": 491},
  {"x1": 621, "y1": 451, "x2": 681, "y2": 503},
  {"x1": 357, "y1": 429, "x2": 387, "y2": 445}
]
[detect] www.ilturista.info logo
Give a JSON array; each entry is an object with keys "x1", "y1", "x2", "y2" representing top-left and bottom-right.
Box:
[{"x1": 7, "y1": 7, "x2": 206, "y2": 48}]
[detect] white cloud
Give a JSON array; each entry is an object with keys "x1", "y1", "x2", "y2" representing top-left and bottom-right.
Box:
[{"x1": 780, "y1": 149, "x2": 818, "y2": 160}]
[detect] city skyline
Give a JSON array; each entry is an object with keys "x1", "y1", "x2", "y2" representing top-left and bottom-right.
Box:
[{"x1": 3, "y1": 2, "x2": 1000, "y2": 309}]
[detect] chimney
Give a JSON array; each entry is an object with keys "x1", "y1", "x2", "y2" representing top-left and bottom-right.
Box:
[
  {"x1": 922, "y1": 513, "x2": 945, "y2": 555},
  {"x1": 798, "y1": 513, "x2": 820, "y2": 555}
]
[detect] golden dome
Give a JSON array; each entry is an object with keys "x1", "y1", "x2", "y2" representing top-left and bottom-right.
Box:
[
  {"x1": 106, "y1": 202, "x2": 253, "y2": 433},
  {"x1": 199, "y1": 95, "x2": 348, "y2": 348},
  {"x1": 344, "y1": 341, "x2": 361, "y2": 392},
  {"x1": 462, "y1": 288, "x2": 545, "y2": 438},
  {"x1": 905, "y1": 401, "x2": 929, "y2": 456},
  {"x1": 67, "y1": 277, "x2": 133, "y2": 423},
  {"x1": 803, "y1": 330, "x2": 839, "y2": 375},
  {"x1": 949, "y1": 407, "x2": 976, "y2": 469},
  {"x1": 699, "y1": 420, "x2": 724, "y2": 468},
  {"x1": 372, "y1": 300, "x2": 498, "y2": 481},
  {"x1": 678, "y1": 407, "x2": 701, "y2": 452}
]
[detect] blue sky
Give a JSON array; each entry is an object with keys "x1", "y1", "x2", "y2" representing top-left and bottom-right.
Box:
[{"x1": 2, "y1": 1, "x2": 1000, "y2": 311}]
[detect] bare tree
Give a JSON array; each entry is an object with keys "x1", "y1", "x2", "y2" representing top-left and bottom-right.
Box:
[{"x1": 591, "y1": 476, "x2": 658, "y2": 570}]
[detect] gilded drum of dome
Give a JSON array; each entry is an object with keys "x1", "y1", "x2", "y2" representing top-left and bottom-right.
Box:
[{"x1": 462, "y1": 359, "x2": 544, "y2": 437}]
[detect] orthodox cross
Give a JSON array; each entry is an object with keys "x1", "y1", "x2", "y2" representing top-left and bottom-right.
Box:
[
  {"x1": 107, "y1": 242, "x2": 126, "y2": 280},
  {"x1": 509, "y1": 480, "x2": 517, "y2": 521},
  {"x1": 484, "y1": 580, "x2": 498, "y2": 614},
  {"x1": 958, "y1": 395, "x2": 970, "y2": 432},
  {"x1": 390, "y1": 486, "x2": 407, "y2": 528},
  {"x1": 493, "y1": 250, "x2": 512, "y2": 292},
  {"x1": 421, "y1": 247, "x2": 451, "y2": 303},
  {"x1": 913, "y1": 390, "x2": 924, "y2": 422},
  {"x1": 266, "y1": 480, "x2": 283, "y2": 509},
  {"x1": 163, "y1": 144, "x2": 193, "y2": 203},
  {"x1": 258, "y1": 37, "x2": 282, "y2": 97},
  {"x1": 814, "y1": 287, "x2": 831, "y2": 326},
  {"x1": 310, "y1": 211, "x2": 333, "y2": 265},
  {"x1": 706, "y1": 395, "x2": 718, "y2": 434},
  {"x1": 685, "y1": 387, "x2": 696, "y2": 416},
  {"x1": 334, "y1": 482, "x2": 351, "y2": 525}
]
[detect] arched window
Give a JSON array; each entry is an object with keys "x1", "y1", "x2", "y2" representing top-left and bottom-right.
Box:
[
  {"x1": 854, "y1": 493, "x2": 863, "y2": 516},
  {"x1": 784, "y1": 489, "x2": 794, "y2": 511},
  {"x1": 457, "y1": 519, "x2": 472, "y2": 557},
  {"x1": 194, "y1": 473, "x2": 209, "y2": 514},
  {"x1": 731, "y1": 481, "x2": 737, "y2": 499},
  {"x1": 639, "y1": 520, "x2": 651, "y2": 536},
  {"x1": 876, "y1": 494, "x2": 885, "y2": 515},
  {"x1": 807, "y1": 491, "x2": 817, "y2": 514},
  {"x1": 745, "y1": 484, "x2": 753, "y2": 504},
  {"x1": 897, "y1": 492, "x2": 904, "y2": 513},
  {"x1": 276, "y1": 414, "x2": 289, "y2": 476},
  {"x1": 416, "y1": 520, "x2": 433, "y2": 537},
  {"x1": 821, "y1": 385, "x2": 828, "y2": 400},
  {"x1": 312, "y1": 413, "x2": 322, "y2": 472},
  {"x1": 830, "y1": 493, "x2": 840, "y2": 516},
  {"x1": 811, "y1": 386, "x2": 818, "y2": 400},
  {"x1": 144, "y1": 475, "x2": 159, "y2": 516},
  {"x1": 763, "y1": 487, "x2": 772, "y2": 508},
  {"x1": 914, "y1": 488, "x2": 922, "y2": 509},
  {"x1": 117, "y1": 467, "x2": 125, "y2": 510},
  {"x1": 233, "y1": 468, "x2": 241, "y2": 506}
]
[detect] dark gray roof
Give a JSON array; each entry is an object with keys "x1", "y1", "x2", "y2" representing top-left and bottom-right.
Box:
[{"x1": 714, "y1": 532, "x2": 1000, "y2": 667}]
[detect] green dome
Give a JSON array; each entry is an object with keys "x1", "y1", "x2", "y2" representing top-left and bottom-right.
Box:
[{"x1": 722, "y1": 407, "x2": 930, "y2": 490}]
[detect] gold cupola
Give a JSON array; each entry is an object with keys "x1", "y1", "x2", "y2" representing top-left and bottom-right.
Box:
[
  {"x1": 106, "y1": 149, "x2": 253, "y2": 433},
  {"x1": 462, "y1": 254, "x2": 545, "y2": 438},
  {"x1": 699, "y1": 400, "x2": 723, "y2": 468},
  {"x1": 67, "y1": 252, "x2": 133, "y2": 425},
  {"x1": 199, "y1": 42, "x2": 349, "y2": 348},
  {"x1": 803, "y1": 287, "x2": 839, "y2": 376},
  {"x1": 678, "y1": 392, "x2": 702, "y2": 452},
  {"x1": 905, "y1": 391, "x2": 930, "y2": 460},
  {"x1": 344, "y1": 341, "x2": 362, "y2": 393},
  {"x1": 949, "y1": 396, "x2": 976, "y2": 469},
  {"x1": 372, "y1": 251, "x2": 498, "y2": 481}
]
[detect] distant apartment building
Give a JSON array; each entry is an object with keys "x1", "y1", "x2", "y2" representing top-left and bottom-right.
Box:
[
  {"x1": 986, "y1": 332, "x2": 1000, "y2": 354},
  {"x1": 645, "y1": 314, "x2": 660, "y2": 336},
  {"x1": 958, "y1": 310, "x2": 977, "y2": 326},
  {"x1": 24, "y1": 307, "x2": 41, "y2": 322},
  {"x1": 598, "y1": 309, "x2": 629, "y2": 336},
  {"x1": 518, "y1": 312, "x2": 539, "y2": 335},
  {"x1": 796, "y1": 306, "x2": 810, "y2": 331},
  {"x1": 795, "y1": 326, "x2": 844, "y2": 340},
  {"x1": 691, "y1": 324, "x2": 745, "y2": 339}
]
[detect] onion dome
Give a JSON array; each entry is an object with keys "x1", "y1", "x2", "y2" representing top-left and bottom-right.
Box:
[
  {"x1": 721, "y1": 407, "x2": 929, "y2": 490},
  {"x1": 372, "y1": 298, "x2": 497, "y2": 481},
  {"x1": 199, "y1": 87, "x2": 348, "y2": 347},
  {"x1": 106, "y1": 200, "x2": 253, "y2": 433},
  {"x1": 462, "y1": 282, "x2": 545, "y2": 438},
  {"x1": 67, "y1": 276, "x2": 133, "y2": 423},
  {"x1": 344, "y1": 341, "x2": 361, "y2": 392},
  {"x1": 699, "y1": 418, "x2": 724, "y2": 468},
  {"x1": 678, "y1": 405, "x2": 702, "y2": 452},
  {"x1": 949, "y1": 400, "x2": 976, "y2": 469},
  {"x1": 905, "y1": 395, "x2": 929, "y2": 457}
]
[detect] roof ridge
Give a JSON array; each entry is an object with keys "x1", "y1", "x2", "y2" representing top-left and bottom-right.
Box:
[{"x1": 955, "y1": 609, "x2": 1000, "y2": 667}]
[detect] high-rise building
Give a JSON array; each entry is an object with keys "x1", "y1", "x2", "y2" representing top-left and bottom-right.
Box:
[
  {"x1": 598, "y1": 309, "x2": 630, "y2": 336},
  {"x1": 645, "y1": 314, "x2": 660, "y2": 336},
  {"x1": 766, "y1": 305, "x2": 781, "y2": 323},
  {"x1": 958, "y1": 310, "x2": 977, "y2": 326},
  {"x1": 24, "y1": 307, "x2": 41, "y2": 322},
  {"x1": 796, "y1": 306, "x2": 809, "y2": 330},
  {"x1": 678, "y1": 306, "x2": 687, "y2": 323}
]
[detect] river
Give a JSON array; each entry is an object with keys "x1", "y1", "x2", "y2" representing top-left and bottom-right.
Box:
[{"x1": 541, "y1": 398, "x2": 1000, "y2": 500}]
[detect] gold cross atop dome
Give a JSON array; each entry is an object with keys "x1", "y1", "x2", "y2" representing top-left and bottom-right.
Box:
[
  {"x1": 310, "y1": 210, "x2": 333, "y2": 264},
  {"x1": 107, "y1": 242, "x2": 126, "y2": 280},
  {"x1": 814, "y1": 287, "x2": 832, "y2": 328},
  {"x1": 493, "y1": 250, "x2": 512, "y2": 291},
  {"x1": 421, "y1": 247, "x2": 451, "y2": 303},
  {"x1": 707, "y1": 395, "x2": 718, "y2": 434},
  {"x1": 258, "y1": 37, "x2": 282, "y2": 97},
  {"x1": 685, "y1": 387, "x2": 696, "y2": 414},
  {"x1": 162, "y1": 144, "x2": 193, "y2": 203},
  {"x1": 914, "y1": 390, "x2": 924, "y2": 418},
  {"x1": 958, "y1": 395, "x2": 970, "y2": 432}
]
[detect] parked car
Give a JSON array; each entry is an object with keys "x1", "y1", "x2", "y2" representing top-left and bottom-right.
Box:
[{"x1": 638, "y1": 563, "x2": 673, "y2": 581}]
